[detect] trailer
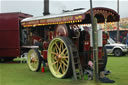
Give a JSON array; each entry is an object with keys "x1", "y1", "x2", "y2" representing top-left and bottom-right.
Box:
[
  {"x1": 0, "y1": 12, "x2": 32, "y2": 62},
  {"x1": 21, "y1": 7, "x2": 119, "y2": 79}
]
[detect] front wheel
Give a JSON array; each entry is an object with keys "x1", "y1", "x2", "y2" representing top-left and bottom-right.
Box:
[
  {"x1": 113, "y1": 49, "x2": 122, "y2": 57},
  {"x1": 48, "y1": 37, "x2": 72, "y2": 78},
  {"x1": 27, "y1": 49, "x2": 41, "y2": 72}
]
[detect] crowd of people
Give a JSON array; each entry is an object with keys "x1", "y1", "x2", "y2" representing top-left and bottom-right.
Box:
[{"x1": 109, "y1": 31, "x2": 128, "y2": 45}]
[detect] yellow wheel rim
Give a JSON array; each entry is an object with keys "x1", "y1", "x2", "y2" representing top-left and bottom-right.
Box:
[
  {"x1": 27, "y1": 49, "x2": 40, "y2": 71},
  {"x1": 48, "y1": 37, "x2": 70, "y2": 78}
]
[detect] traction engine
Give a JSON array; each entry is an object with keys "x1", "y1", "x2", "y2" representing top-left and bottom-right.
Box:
[{"x1": 21, "y1": 7, "x2": 119, "y2": 79}]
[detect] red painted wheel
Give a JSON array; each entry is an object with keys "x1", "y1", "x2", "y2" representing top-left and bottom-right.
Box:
[{"x1": 54, "y1": 24, "x2": 69, "y2": 37}]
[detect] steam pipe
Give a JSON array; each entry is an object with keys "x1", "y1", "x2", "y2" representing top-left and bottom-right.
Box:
[{"x1": 43, "y1": 0, "x2": 50, "y2": 16}]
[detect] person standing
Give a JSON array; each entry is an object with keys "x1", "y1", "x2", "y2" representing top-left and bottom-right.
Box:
[{"x1": 126, "y1": 33, "x2": 128, "y2": 47}]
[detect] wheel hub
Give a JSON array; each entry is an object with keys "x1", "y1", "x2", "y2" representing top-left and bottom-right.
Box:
[
  {"x1": 56, "y1": 55, "x2": 61, "y2": 62},
  {"x1": 30, "y1": 53, "x2": 37, "y2": 62},
  {"x1": 31, "y1": 57, "x2": 36, "y2": 62}
]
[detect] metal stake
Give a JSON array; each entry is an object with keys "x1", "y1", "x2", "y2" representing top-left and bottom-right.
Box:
[
  {"x1": 117, "y1": 0, "x2": 120, "y2": 42},
  {"x1": 90, "y1": 0, "x2": 99, "y2": 82}
]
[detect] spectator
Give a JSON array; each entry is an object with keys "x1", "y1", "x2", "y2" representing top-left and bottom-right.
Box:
[{"x1": 126, "y1": 33, "x2": 128, "y2": 47}]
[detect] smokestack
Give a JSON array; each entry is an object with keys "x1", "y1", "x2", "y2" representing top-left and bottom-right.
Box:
[{"x1": 43, "y1": 0, "x2": 50, "y2": 15}]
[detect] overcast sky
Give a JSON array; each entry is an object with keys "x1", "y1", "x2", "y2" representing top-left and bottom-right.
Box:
[{"x1": 0, "y1": 0, "x2": 128, "y2": 18}]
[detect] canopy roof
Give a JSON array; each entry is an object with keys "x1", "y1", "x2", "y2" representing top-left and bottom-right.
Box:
[{"x1": 22, "y1": 7, "x2": 119, "y2": 27}]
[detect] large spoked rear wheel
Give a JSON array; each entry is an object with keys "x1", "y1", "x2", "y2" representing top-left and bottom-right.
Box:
[
  {"x1": 48, "y1": 37, "x2": 72, "y2": 78},
  {"x1": 27, "y1": 49, "x2": 41, "y2": 72}
]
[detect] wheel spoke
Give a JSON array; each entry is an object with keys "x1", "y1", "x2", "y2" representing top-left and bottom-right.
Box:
[
  {"x1": 33, "y1": 63, "x2": 37, "y2": 68},
  {"x1": 61, "y1": 60, "x2": 67, "y2": 67},
  {"x1": 60, "y1": 42, "x2": 63, "y2": 52},
  {"x1": 61, "y1": 42, "x2": 64, "y2": 51},
  {"x1": 56, "y1": 61, "x2": 59, "y2": 71},
  {"x1": 63, "y1": 64, "x2": 66, "y2": 72},
  {"x1": 51, "y1": 52, "x2": 58, "y2": 60},
  {"x1": 31, "y1": 63, "x2": 35, "y2": 68},
  {"x1": 30, "y1": 57, "x2": 36, "y2": 68},
  {"x1": 61, "y1": 56, "x2": 68, "y2": 59},
  {"x1": 51, "y1": 52, "x2": 58, "y2": 56},
  {"x1": 60, "y1": 48, "x2": 67, "y2": 56},
  {"x1": 63, "y1": 58, "x2": 68, "y2": 64},
  {"x1": 33, "y1": 60, "x2": 38, "y2": 64},
  {"x1": 60, "y1": 62, "x2": 64, "y2": 74},
  {"x1": 34, "y1": 57, "x2": 38, "y2": 62},
  {"x1": 52, "y1": 61, "x2": 58, "y2": 65},
  {"x1": 54, "y1": 56, "x2": 57, "y2": 60},
  {"x1": 63, "y1": 51, "x2": 68, "y2": 56},
  {"x1": 55, "y1": 47, "x2": 59, "y2": 54},
  {"x1": 55, "y1": 42, "x2": 61, "y2": 54},
  {"x1": 57, "y1": 63, "x2": 61, "y2": 73}
]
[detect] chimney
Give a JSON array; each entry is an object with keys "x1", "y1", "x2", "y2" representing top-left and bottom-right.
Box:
[{"x1": 43, "y1": 0, "x2": 50, "y2": 15}]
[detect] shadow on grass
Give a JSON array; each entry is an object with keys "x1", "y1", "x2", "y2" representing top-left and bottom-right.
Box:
[
  {"x1": 0, "y1": 58, "x2": 22, "y2": 64},
  {"x1": 0, "y1": 61, "x2": 21, "y2": 64}
]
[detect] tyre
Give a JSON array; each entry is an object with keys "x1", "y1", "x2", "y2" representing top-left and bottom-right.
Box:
[
  {"x1": 27, "y1": 49, "x2": 41, "y2": 72},
  {"x1": 113, "y1": 49, "x2": 122, "y2": 57},
  {"x1": 48, "y1": 36, "x2": 72, "y2": 78}
]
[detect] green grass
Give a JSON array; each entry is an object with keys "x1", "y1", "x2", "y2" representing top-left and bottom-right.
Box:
[
  {"x1": 0, "y1": 56, "x2": 128, "y2": 85},
  {"x1": 106, "y1": 56, "x2": 128, "y2": 85}
]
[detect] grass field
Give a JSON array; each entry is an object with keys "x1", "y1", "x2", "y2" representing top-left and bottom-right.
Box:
[{"x1": 0, "y1": 56, "x2": 128, "y2": 85}]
